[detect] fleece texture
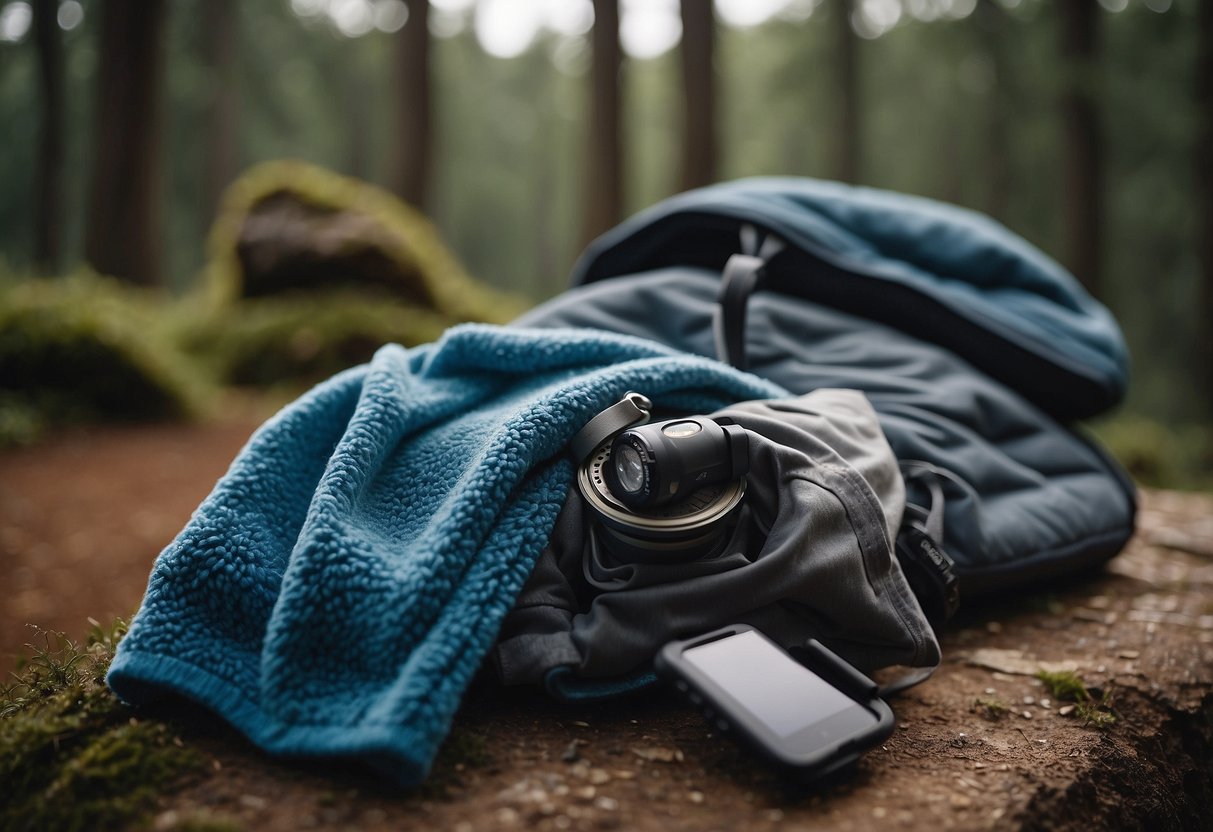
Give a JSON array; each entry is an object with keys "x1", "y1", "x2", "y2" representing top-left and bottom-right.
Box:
[{"x1": 106, "y1": 324, "x2": 783, "y2": 786}]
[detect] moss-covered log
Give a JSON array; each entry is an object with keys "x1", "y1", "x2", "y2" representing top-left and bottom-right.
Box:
[
  {"x1": 0, "y1": 276, "x2": 211, "y2": 446},
  {"x1": 205, "y1": 160, "x2": 524, "y2": 324}
]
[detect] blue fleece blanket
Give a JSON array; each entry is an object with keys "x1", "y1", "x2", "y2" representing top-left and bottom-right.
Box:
[{"x1": 107, "y1": 324, "x2": 783, "y2": 785}]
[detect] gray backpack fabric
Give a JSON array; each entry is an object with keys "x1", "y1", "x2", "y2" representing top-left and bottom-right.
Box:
[
  {"x1": 495, "y1": 389, "x2": 940, "y2": 694},
  {"x1": 504, "y1": 178, "x2": 1136, "y2": 695}
]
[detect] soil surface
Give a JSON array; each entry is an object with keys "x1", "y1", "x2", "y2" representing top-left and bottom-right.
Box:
[{"x1": 2, "y1": 418, "x2": 1212, "y2": 831}]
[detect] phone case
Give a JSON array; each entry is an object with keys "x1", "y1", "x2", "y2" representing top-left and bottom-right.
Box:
[{"x1": 655, "y1": 624, "x2": 896, "y2": 781}]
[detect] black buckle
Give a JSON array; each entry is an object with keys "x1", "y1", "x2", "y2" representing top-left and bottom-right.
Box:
[{"x1": 895, "y1": 520, "x2": 960, "y2": 629}]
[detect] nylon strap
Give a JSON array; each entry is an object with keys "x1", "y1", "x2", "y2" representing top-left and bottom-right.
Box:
[
  {"x1": 569, "y1": 392, "x2": 653, "y2": 463},
  {"x1": 713, "y1": 224, "x2": 786, "y2": 371}
]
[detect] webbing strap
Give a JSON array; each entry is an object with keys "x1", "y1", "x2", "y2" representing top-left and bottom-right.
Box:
[
  {"x1": 713, "y1": 225, "x2": 785, "y2": 371},
  {"x1": 897, "y1": 461, "x2": 962, "y2": 629},
  {"x1": 713, "y1": 254, "x2": 765, "y2": 371},
  {"x1": 569, "y1": 392, "x2": 652, "y2": 463}
]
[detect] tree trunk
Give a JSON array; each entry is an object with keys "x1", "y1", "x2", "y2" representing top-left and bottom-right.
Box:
[
  {"x1": 390, "y1": 0, "x2": 431, "y2": 211},
  {"x1": 84, "y1": 0, "x2": 168, "y2": 286},
  {"x1": 1197, "y1": 0, "x2": 1213, "y2": 417},
  {"x1": 202, "y1": 0, "x2": 239, "y2": 227},
  {"x1": 679, "y1": 0, "x2": 716, "y2": 192},
  {"x1": 582, "y1": 0, "x2": 624, "y2": 248},
  {"x1": 834, "y1": 0, "x2": 860, "y2": 184},
  {"x1": 347, "y1": 71, "x2": 372, "y2": 182},
  {"x1": 33, "y1": 0, "x2": 65, "y2": 273},
  {"x1": 976, "y1": 0, "x2": 1011, "y2": 223},
  {"x1": 1059, "y1": 0, "x2": 1102, "y2": 296}
]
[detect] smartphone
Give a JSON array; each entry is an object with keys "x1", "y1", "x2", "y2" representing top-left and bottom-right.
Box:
[{"x1": 655, "y1": 625, "x2": 894, "y2": 779}]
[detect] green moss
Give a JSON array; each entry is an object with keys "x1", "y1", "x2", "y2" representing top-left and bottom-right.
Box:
[
  {"x1": 413, "y1": 726, "x2": 493, "y2": 800},
  {"x1": 1035, "y1": 669, "x2": 1092, "y2": 703},
  {"x1": 1073, "y1": 701, "x2": 1117, "y2": 729},
  {"x1": 0, "y1": 273, "x2": 213, "y2": 445},
  {"x1": 0, "y1": 392, "x2": 44, "y2": 446},
  {"x1": 156, "y1": 814, "x2": 243, "y2": 832},
  {"x1": 438, "y1": 726, "x2": 491, "y2": 770},
  {"x1": 204, "y1": 160, "x2": 526, "y2": 323},
  {"x1": 178, "y1": 161, "x2": 530, "y2": 387},
  {"x1": 973, "y1": 697, "x2": 1011, "y2": 720},
  {"x1": 1035, "y1": 669, "x2": 1117, "y2": 730},
  {"x1": 1088, "y1": 415, "x2": 1213, "y2": 491},
  {"x1": 173, "y1": 291, "x2": 448, "y2": 387},
  {"x1": 1, "y1": 621, "x2": 205, "y2": 832}
]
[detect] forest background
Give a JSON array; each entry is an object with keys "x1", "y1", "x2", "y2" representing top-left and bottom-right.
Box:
[{"x1": 0, "y1": 0, "x2": 1210, "y2": 484}]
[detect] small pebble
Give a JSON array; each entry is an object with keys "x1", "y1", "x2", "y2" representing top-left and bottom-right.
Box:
[{"x1": 595, "y1": 797, "x2": 620, "y2": 812}]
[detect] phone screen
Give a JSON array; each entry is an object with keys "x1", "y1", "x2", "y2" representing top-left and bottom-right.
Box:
[{"x1": 683, "y1": 630, "x2": 874, "y2": 739}]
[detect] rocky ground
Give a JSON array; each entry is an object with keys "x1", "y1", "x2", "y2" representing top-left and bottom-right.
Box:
[{"x1": 2, "y1": 418, "x2": 1211, "y2": 831}]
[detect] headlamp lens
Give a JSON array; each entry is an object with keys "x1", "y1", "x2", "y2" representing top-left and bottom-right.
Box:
[{"x1": 613, "y1": 443, "x2": 646, "y2": 494}]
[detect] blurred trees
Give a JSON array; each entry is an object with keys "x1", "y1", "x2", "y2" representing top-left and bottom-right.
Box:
[
  {"x1": 583, "y1": 0, "x2": 623, "y2": 247},
  {"x1": 31, "y1": 0, "x2": 63, "y2": 273},
  {"x1": 679, "y1": 0, "x2": 716, "y2": 190},
  {"x1": 84, "y1": 0, "x2": 167, "y2": 286},
  {"x1": 201, "y1": 0, "x2": 239, "y2": 226},
  {"x1": 389, "y1": 0, "x2": 430, "y2": 210},
  {"x1": 0, "y1": 0, "x2": 1208, "y2": 426},
  {"x1": 1199, "y1": 0, "x2": 1212, "y2": 415},
  {"x1": 1058, "y1": 0, "x2": 1103, "y2": 295},
  {"x1": 975, "y1": 0, "x2": 1011, "y2": 223},
  {"x1": 832, "y1": 0, "x2": 860, "y2": 183}
]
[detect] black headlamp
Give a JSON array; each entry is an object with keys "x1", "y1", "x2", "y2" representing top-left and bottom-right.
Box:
[{"x1": 604, "y1": 416, "x2": 749, "y2": 509}]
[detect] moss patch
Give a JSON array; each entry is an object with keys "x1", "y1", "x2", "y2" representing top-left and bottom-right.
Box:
[
  {"x1": 182, "y1": 160, "x2": 528, "y2": 387},
  {"x1": 1089, "y1": 415, "x2": 1213, "y2": 490},
  {"x1": 0, "y1": 274, "x2": 212, "y2": 446},
  {"x1": 173, "y1": 291, "x2": 448, "y2": 387},
  {"x1": 1035, "y1": 669, "x2": 1117, "y2": 730},
  {"x1": 1, "y1": 620, "x2": 204, "y2": 831},
  {"x1": 973, "y1": 697, "x2": 1011, "y2": 721},
  {"x1": 205, "y1": 160, "x2": 526, "y2": 323}
]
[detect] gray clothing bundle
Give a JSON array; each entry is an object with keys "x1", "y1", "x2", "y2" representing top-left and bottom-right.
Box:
[{"x1": 495, "y1": 389, "x2": 940, "y2": 690}]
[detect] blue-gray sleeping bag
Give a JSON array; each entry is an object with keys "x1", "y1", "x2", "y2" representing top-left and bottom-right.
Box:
[{"x1": 515, "y1": 177, "x2": 1136, "y2": 609}]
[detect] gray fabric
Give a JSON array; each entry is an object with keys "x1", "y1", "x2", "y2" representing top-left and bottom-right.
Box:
[
  {"x1": 513, "y1": 268, "x2": 1136, "y2": 594},
  {"x1": 494, "y1": 389, "x2": 940, "y2": 684}
]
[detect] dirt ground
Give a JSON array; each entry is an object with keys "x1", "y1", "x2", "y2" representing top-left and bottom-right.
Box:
[{"x1": 2, "y1": 417, "x2": 1212, "y2": 831}]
